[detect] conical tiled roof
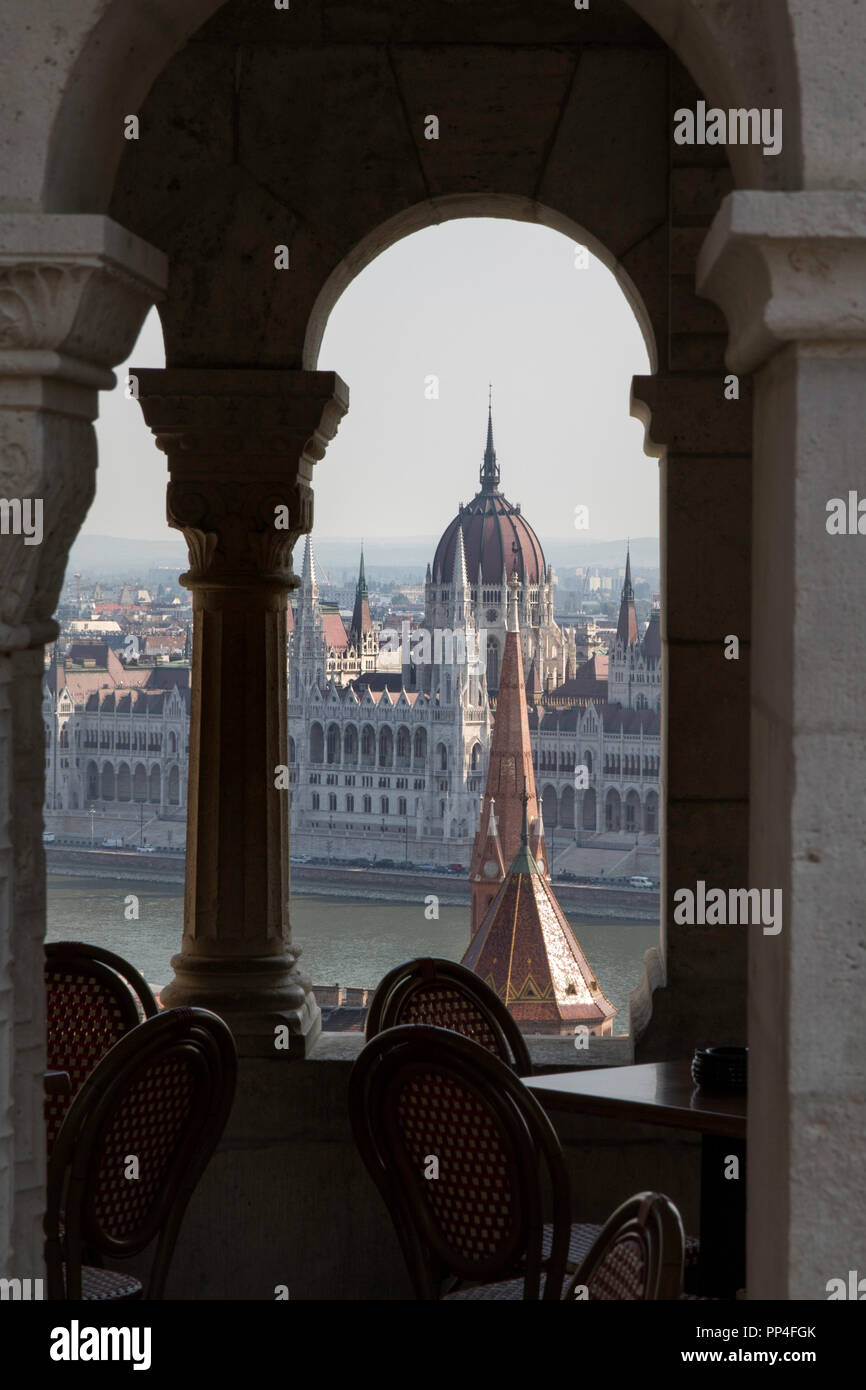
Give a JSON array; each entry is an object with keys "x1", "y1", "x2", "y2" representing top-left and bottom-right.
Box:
[{"x1": 462, "y1": 803, "x2": 616, "y2": 1032}]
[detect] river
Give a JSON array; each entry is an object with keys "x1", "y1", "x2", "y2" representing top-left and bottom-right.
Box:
[{"x1": 46, "y1": 875, "x2": 658, "y2": 1032}]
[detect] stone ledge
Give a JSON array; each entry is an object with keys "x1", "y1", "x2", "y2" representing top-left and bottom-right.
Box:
[{"x1": 309, "y1": 1029, "x2": 633, "y2": 1069}]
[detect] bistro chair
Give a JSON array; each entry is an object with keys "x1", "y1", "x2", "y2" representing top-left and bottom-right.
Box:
[
  {"x1": 565, "y1": 1192, "x2": 684, "y2": 1300},
  {"x1": 349, "y1": 1024, "x2": 572, "y2": 1299},
  {"x1": 45, "y1": 1006, "x2": 237, "y2": 1301},
  {"x1": 45, "y1": 942, "x2": 160, "y2": 1154},
  {"x1": 447, "y1": 1191, "x2": 685, "y2": 1300},
  {"x1": 365, "y1": 956, "x2": 532, "y2": 1076}
]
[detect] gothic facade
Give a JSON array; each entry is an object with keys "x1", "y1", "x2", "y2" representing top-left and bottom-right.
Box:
[
  {"x1": 42, "y1": 643, "x2": 190, "y2": 818},
  {"x1": 288, "y1": 414, "x2": 662, "y2": 863}
]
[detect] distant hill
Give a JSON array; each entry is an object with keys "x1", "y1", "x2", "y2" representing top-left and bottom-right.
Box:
[{"x1": 72, "y1": 533, "x2": 659, "y2": 582}]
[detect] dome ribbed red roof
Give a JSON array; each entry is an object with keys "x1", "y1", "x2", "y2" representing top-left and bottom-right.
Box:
[{"x1": 432, "y1": 493, "x2": 546, "y2": 585}]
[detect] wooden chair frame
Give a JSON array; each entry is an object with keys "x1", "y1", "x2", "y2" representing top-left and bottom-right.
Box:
[
  {"x1": 349, "y1": 1024, "x2": 570, "y2": 1300},
  {"x1": 365, "y1": 956, "x2": 533, "y2": 1075},
  {"x1": 47, "y1": 941, "x2": 160, "y2": 1020},
  {"x1": 45, "y1": 1006, "x2": 237, "y2": 1301},
  {"x1": 566, "y1": 1191, "x2": 685, "y2": 1300}
]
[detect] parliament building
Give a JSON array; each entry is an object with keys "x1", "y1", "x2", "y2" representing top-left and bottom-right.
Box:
[{"x1": 288, "y1": 411, "x2": 662, "y2": 873}]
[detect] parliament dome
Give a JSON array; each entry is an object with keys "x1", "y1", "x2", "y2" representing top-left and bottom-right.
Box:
[{"x1": 431, "y1": 408, "x2": 547, "y2": 586}]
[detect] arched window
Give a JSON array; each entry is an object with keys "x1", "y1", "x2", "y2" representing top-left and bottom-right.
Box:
[
  {"x1": 326, "y1": 723, "x2": 340, "y2": 764},
  {"x1": 486, "y1": 635, "x2": 499, "y2": 691},
  {"x1": 413, "y1": 727, "x2": 427, "y2": 765},
  {"x1": 309, "y1": 722, "x2": 324, "y2": 764},
  {"x1": 437, "y1": 743, "x2": 448, "y2": 772}
]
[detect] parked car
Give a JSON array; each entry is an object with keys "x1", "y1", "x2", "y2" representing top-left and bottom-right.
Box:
[
  {"x1": 101, "y1": 837, "x2": 124, "y2": 848},
  {"x1": 447, "y1": 863, "x2": 466, "y2": 874},
  {"x1": 137, "y1": 844, "x2": 155, "y2": 854},
  {"x1": 376, "y1": 858, "x2": 396, "y2": 868},
  {"x1": 629, "y1": 875, "x2": 654, "y2": 888},
  {"x1": 42, "y1": 831, "x2": 55, "y2": 843},
  {"x1": 290, "y1": 854, "x2": 311, "y2": 864}
]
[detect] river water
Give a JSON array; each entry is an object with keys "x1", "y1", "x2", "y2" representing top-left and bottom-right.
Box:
[{"x1": 46, "y1": 876, "x2": 658, "y2": 1032}]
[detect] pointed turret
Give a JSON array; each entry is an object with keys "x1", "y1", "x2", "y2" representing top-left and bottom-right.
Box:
[
  {"x1": 349, "y1": 546, "x2": 372, "y2": 649},
  {"x1": 300, "y1": 534, "x2": 319, "y2": 597},
  {"x1": 469, "y1": 573, "x2": 544, "y2": 932},
  {"x1": 480, "y1": 388, "x2": 500, "y2": 493},
  {"x1": 452, "y1": 522, "x2": 470, "y2": 591},
  {"x1": 529, "y1": 797, "x2": 546, "y2": 873},
  {"x1": 463, "y1": 788, "x2": 616, "y2": 1035},
  {"x1": 615, "y1": 547, "x2": 639, "y2": 648}
]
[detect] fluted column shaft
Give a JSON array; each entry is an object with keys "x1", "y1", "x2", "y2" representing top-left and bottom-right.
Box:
[{"x1": 136, "y1": 369, "x2": 348, "y2": 1056}]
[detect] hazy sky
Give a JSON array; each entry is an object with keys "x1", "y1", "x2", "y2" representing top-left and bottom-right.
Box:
[{"x1": 90, "y1": 219, "x2": 658, "y2": 543}]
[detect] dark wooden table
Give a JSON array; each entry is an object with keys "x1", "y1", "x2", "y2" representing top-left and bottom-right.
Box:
[{"x1": 525, "y1": 1060, "x2": 746, "y2": 1295}]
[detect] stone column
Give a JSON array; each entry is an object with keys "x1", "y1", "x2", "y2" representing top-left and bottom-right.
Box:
[
  {"x1": 135, "y1": 369, "x2": 348, "y2": 1057},
  {"x1": 629, "y1": 370, "x2": 752, "y2": 1057},
  {"x1": 698, "y1": 190, "x2": 866, "y2": 1299},
  {"x1": 0, "y1": 214, "x2": 165, "y2": 1280}
]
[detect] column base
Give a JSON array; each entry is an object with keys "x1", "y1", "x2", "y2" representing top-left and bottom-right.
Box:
[{"x1": 159, "y1": 953, "x2": 322, "y2": 1058}]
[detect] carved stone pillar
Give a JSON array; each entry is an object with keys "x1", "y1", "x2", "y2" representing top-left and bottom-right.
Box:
[
  {"x1": 135, "y1": 369, "x2": 348, "y2": 1057},
  {"x1": 698, "y1": 190, "x2": 866, "y2": 1300},
  {"x1": 0, "y1": 215, "x2": 165, "y2": 1280},
  {"x1": 629, "y1": 369, "x2": 752, "y2": 1058}
]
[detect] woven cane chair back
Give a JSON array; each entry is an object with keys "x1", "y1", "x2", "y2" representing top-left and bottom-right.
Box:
[
  {"x1": 46, "y1": 1006, "x2": 237, "y2": 1300},
  {"x1": 45, "y1": 942, "x2": 159, "y2": 1151},
  {"x1": 567, "y1": 1192, "x2": 684, "y2": 1301},
  {"x1": 366, "y1": 957, "x2": 532, "y2": 1075},
  {"x1": 350, "y1": 1024, "x2": 570, "y2": 1299}
]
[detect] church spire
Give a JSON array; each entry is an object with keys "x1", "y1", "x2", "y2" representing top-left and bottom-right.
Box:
[
  {"x1": 300, "y1": 534, "x2": 318, "y2": 596},
  {"x1": 349, "y1": 544, "x2": 372, "y2": 648},
  {"x1": 615, "y1": 544, "x2": 639, "y2": 648},
  {"x1": 480, "y1": 386, "x2": 500, "y2": 492}
]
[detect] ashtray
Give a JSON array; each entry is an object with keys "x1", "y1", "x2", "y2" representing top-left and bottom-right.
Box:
[{"x1": 691, "y1": 1045, "x2": 748, "y2": 1094}]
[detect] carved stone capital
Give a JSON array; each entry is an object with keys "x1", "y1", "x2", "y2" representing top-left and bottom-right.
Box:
[
  {"x1": 0, "y1": 215, "x2": 166, "y2": 387},
  {"x1": 631, "y1": 372, "x2": 752, "y2": 457},
  {"x1": 136, "y1": 369, "x2": 348, "y2": 589},
  {"x1": 698, "y1": 191, "x2": 866, "y2": 373}
]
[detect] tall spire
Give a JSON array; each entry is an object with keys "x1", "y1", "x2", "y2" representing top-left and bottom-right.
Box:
[
  {"x1": 349, "y1": 545, "x2": 372, "y2": 648},
  {"x1": 301, "y1": 534, "x2": 318, "y2": 596},
  {"x1": 480, "y1": 387, "x2": 500, "y2": 492},
  {"x1": 452, "y1": 522, "x2": 470, "y2": 591},
  {"x1": 615, "y1": 544, "x2": 639, "y2": 648},
  {"x1": 469, "y1": 570, "x2": 546, "y2": 933}
]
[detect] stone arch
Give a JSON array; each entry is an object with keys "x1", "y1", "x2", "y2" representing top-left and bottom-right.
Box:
[
  {"x1": 100, "y1": 763, "x2": 115, "y2": 800},
  {"x1": 309, "y1": 721, "x2": 324, "y2": 764},
  {"x1": 560, "y1": 784, "x2": 575, "y2": 830},
  {"x1": 86, "y1": 760, "x2": 99, "y2": 800},
  {"x1": 168, "y1": 730, "x2": 178, "y2": 753},
  {"x1": 289, "y1": 736, "x2": 296, "y2": 764},
  {"x1": 582, "y1": 786, "x2": 597, "y2": 831},
  {"x1": 344, "y1": 724, "x2": 358, "y2": 762},
  {"x1": 605, "y1": 788, "x2": 621, "y2": 832},
  {"x1": 469, "y1": 741, "x2": 481, "y2": 772},
  {"x1": 133, "y1": 763, "x2": 147, "y2": 800},
  {"x1": 168, "y1": 764, "x2": 180, "y2": 805},
  {"x1": 326, "y1": 722, "x2": 340, "y2": 764},
  {"x1": 624, "y1": 787, "x2": 642, "y2": 832},
  {"x1": 645, "y1": 789, "x2": 659, "y2": 834},
  {"x1": 583, "y1": 750, "x2": 593, "y2": 775},
  {"x1": 436, "y1": 742, "x2": 448, "y2": 773},
  {"x1": 413, "y1": 727, "x2": 427, "y2": 766},
  {"x1": 541, "y1": 783, "x2": 558, "y2": 829},
  {"x1": 360, "y1": 724, "x2": 376, "y2": 767},
  {"x1": 116, "y1": 761, "x2": 131, "y2": 801},
  {"x1": 379, "y1": 726, "x2": 393, "y2": 768},
  {"x1": 149, "y1": 765, "x2": 161, "y2": 803},
  {"x1": 396, "y1": 725, "x2": 411, "y2": 767}
]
